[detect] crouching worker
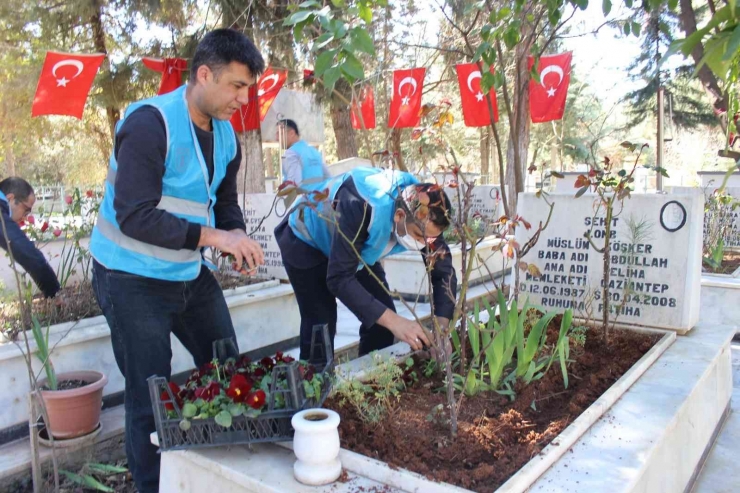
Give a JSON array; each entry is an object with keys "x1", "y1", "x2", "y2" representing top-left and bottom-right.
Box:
[{"x1": 275, "y1": 167, "x2": 457, "y2": 360}]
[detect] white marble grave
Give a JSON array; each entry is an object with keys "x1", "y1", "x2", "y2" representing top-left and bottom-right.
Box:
[
  {"x1": 242, "y1": 194, "x2": 289, "y2": 280},
  {"x1": 515, "y1": 192, "x2": 703, "y2": 333}
]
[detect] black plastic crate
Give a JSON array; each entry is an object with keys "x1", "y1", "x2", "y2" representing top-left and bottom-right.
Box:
[{"x1": 148, "y1": 325, "x2": 334, "y2": 451}]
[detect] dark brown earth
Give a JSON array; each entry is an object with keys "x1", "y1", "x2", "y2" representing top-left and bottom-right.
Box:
[{"x1": 325, "y1": 325, "x2": 659, "y2": 492}]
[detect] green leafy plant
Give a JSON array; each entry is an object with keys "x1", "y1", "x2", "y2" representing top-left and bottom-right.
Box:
[
  {"x1": 703, "y1": 238, "x2": 726, "y2": 271},
  {"x1": 60, "y1": 462, "x2": 128, "y2": 492},
  {"x1": 575, "y1": 142, "x2": 660, "y2": 341},
  {"x1": 452, "y1": 292, "x2": 573, "y2": 397},
  {"x1": 334, "y1": 352, "x2": 407, "y2": 425}
]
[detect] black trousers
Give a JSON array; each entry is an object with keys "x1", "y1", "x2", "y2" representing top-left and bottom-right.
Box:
[{"x1": 284, "y1": 260, "x2": 397, "y2": 360}]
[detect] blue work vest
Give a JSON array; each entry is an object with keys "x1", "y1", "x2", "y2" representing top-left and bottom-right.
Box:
[
  {"x1": 284, "y1": 140, "x2": 327, "y2": 186},
  {"x1": 90, "y1": 86, "x2": 237, "y2": 281},
  {"x1": 288, "y1": 167, "x2": 418, "y2": 268}
]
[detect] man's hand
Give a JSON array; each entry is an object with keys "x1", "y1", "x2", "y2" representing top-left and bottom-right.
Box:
[
  {"x1": 378, "y1": 310, "x2": 431, "y2": 351},
  {"x1": 200, "y1": 227, "x2": 264, "y2": 273}
]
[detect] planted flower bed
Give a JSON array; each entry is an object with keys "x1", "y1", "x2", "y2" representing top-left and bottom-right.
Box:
[{"x1": 325, "y1": 309, "x2": 660, "y2": 492}]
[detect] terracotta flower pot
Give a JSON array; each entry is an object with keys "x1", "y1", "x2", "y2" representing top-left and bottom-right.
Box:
[{"x1": 38, "y1": 370, "x2": 108, "y2": 439}]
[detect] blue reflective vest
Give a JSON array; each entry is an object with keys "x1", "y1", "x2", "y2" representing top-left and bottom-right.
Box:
[
  {"x1": 90, "y1": 86, "x2": 237, "y2": 281},
  {"x1": 288, "y1": 167, "x2": 418, "y2": 268},
  {"x1": 284, "y1": 140, "x2": 327, "y2": 186}
]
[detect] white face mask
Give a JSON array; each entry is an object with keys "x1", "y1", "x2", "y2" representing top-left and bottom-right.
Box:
[{"x1": 394, "y1": 221, "x2": 426, "y2": 251}]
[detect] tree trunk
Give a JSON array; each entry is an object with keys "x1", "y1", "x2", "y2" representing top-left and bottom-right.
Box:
[
  {"x1": 90, "y1": 0, "x2": 120, "y2": 146},
  {"x1": 237, "y1": 130, "x2": 266, "y2": 194},
  {"x1": 504, "y1": 57, "x2": 531, "y2": 214},
  {"x1": 391, "y1": 128, "x2": 408, "y2": 171},
  {"x1": 678, "y1": 0, "x2": 730, "y2": 132},
  {"x1": 330, "y1": 104, "x2": 358, "y2": 159},
  {"x1": 480, "y1": 127, "x2": 490, "y2": 184}
]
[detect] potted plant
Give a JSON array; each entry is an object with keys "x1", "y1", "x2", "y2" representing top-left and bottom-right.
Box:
[{"x1": 31, "y1": 311, "x2": 108, "y2": 440}]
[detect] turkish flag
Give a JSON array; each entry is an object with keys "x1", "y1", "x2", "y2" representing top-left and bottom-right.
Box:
[
  {"x1": 230, "y1": 85, "x2": 259, "y2": 132},
  {"x1": 257, "y1": 68, "x2": 288, "y2": 121},
  {"x1": 141, "y1": 57, "x2": 187, "y2": 95},
  {"x1": 388, "y1": 68, "x2": 425, "y2": 128},
  {"x1": 32, "y1": 51, "x2": 106, "y2": 119},
  {"x1": 351, "y1": 85, "x2": 376, "y2": 129},
  {"x1": 529, "y1": 52, "x2": 572, "y2": 123},
  {"x1": 455, "y1": 63, "x2": 499, "y2": 127}
]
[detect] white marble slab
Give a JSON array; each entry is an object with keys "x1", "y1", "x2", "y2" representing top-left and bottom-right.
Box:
[
  {"x1": 515, "y1": 192, "x2": 703, "y2": 332},
  {"x1": 242, "y1": 194, "x2": 289, "y2": 280}
]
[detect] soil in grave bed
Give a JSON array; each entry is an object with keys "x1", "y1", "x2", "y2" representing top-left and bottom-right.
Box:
[
  {"x1": 0, "y1": 273, "x2": 268, "y2": 334},
  {"x1": 325, "y1": 324, "x2": 660, "y2": 493},
  {"x1": 703, "y1": 250, "x2": 740, "y2": 274}
]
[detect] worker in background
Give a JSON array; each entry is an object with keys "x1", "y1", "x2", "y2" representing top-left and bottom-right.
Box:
[
  {"x1": 0, "y1": 177, "x2": 60, "y2": 298},
  {"x1": 277, "y1": 118, "x2": 331, "y2": 188}
]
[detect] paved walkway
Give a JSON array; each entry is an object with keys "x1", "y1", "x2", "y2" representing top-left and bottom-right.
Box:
[
  {"x1": 692, "y1": 283, "x2": 740, "y2": 493},
  {"x1": 692, "y1": 341, "x2": 740, "y2": 493}
]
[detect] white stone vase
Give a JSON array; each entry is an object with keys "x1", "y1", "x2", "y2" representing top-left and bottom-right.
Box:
[{"x1": 291, "y1": 408, "x2": 342, "y2": 485}]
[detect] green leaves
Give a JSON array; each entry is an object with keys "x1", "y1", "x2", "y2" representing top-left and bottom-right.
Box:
[
  {"x1": 181, "y1": 402, "x2": 198, "y2": 418},
  {"x1": 602, "y1": 0, "x2": 612, "y2": 16},
  {"x1": 61, "y1": 470, "x2": 114, "y2": 492},
  {"x1": 215, "y1": 410, "x2": 233, "y2": 428},
  {"x1": 350, "y1": 26, "x2": 375, "y2": 55}
]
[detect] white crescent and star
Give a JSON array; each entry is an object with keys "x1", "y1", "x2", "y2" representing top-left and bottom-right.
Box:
[
  {"x1": 539, "y1": 64, "x2": 564, "y2": 98},
  {"x1": 466, "y1": 70, "x2": 485, "y2": 102},
  {"x1": 398, "y1": 76, "x2": 418, "y2": 106},
  {"x1": 258, "y1": 73, "x2": 280, "y2": 96},
  {"x1": 52, "y1": 59, "x2": 84, "y2": 87}
]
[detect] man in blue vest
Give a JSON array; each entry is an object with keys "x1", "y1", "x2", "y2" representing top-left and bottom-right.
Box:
[
  {"x1": 277, "y1": 118, "x2": 331, "y2": 187},
  {"x1": 275, "y1": 167, "x2": 457, "y2": 360},
  {"x1": 0, "y1": 177, "x2": 60, "y2": 298},
  {"x1": 89, "y1": 29, "x2": 265, "y2": 492}
]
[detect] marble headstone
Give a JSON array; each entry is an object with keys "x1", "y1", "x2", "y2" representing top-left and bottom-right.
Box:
[
  {"x1": 242, "y1": 193, "x2": 289, "y2": 280},
  {"x1": 444, "y1": 184, "x2": 503, "y2": 223},
  {"x1": 515, "y1": 192, "x2": 703, "y2": 332}
]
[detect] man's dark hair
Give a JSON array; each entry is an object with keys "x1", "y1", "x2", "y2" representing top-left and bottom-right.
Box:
[
  {"x1": 190, "y1": 29, "x2": 265, "y2": 82},
  {"x1": 397, "y1": 183, "x2": 452, "y2": 231},
  {"x1": 0, "y1": 177, "x2": 34, "y2": 201},
  {"x1": 278, "y1": 118, "x2": 300, "y2": 136}
]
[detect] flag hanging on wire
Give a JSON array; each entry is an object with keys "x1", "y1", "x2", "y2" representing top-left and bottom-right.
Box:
[
  {"x1": 32, "y1": 51, "x2": 106, "y2": 119},
  {"x1": 455, "y1": 63, "x2": 499, "y2": 127},
  {"x1": 388, "y1": 68, "x2": 426, "y2": 128},
  {"x1": 141, "y1": 57, "x2": 187, "y2": 95},
  {"x1": 528, "y1": 52, "x2": 572, "y2": 123},
  {"x1": 351, "y1": 85, "x2": 376, "y2": 129},
  {"x1": 257, "y1": 67, "x2": 288, "y2": 121}
]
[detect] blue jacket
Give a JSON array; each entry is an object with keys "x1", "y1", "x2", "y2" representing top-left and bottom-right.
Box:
[
  {"x1": 289, "y1": 167, "x2": 418, "y2": 269},
  {"x1": 283, "y1": 140, "x2": 328, "y2": 186},
  {"x1": 0, "y1": 191, "x2": 60, "y2": 297},
  {"x1": 90, "y1": 86, "x2": 237, "y2": 281}
]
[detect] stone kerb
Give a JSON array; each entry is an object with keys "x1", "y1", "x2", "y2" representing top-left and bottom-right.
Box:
[
  {"x1": 241, "y1": 193, "x2": 289, "y2": 281},
  {"x1": 515, "y1": 192, "x2": 703, "y2": 333}
]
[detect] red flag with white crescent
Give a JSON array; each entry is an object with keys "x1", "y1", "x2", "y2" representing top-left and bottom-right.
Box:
[
  {"x1": 528, "y1": 52, "x2": 572, "y2": 123},
  {"x1": 32, "y1": 51, "x2": 106, "y2": 119},
  {"x1": 351, "y1": 85, "x2": 376, "y2": 129},
  {"x1": 230, "y1": 85, "x2": 260, "y2": 132},
  {"x1": 257, "y1": 68, "x2": 288, "y2": 121},
  {"x1": 455, "y1": 63, "x2": 499, "y2": 127},
  {"x1": 141, "y1": 57, "x2": 187, "y2": 95},
  {"x1": 388, "y1": 68, "x2": 425, "y2": 128}
]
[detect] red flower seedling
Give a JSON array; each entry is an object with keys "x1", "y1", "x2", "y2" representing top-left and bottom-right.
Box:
[
  {"x1": 194, "y1": 381, "x2": 221, "y2": 402},
  {"x1": 226, "y1": 374, "x2": 253, "y2": 403},
  {"x1": 246, "y1": 389, "x2": 266, "y2": 410},
  {"x1": 41, "y1": 222, "x2": 49, "y2": 233},
  {"x1": 161, "y1": 382, "x2": 182, "y2": 411},
  {"x1": 53, "y1": 229, "x2": 62, "y2": 237},
  {"x1": 64, "y1": 195, "x2": 73, "y2": 205},
  {"x1": 27, "y1": 215, "x2": 35, "y2": 225},
  {"x1": 86, "y1": 190, "x2": 94, "y2": 198},
  {"x1": 260, "y1": 356, "x2": 275, "y2": 371}
]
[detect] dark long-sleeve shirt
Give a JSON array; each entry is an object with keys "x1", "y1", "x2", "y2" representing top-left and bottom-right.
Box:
[
  {"x1": 113, "y1": 106, "x2": 246, "y2": 251},
  {"x1": 276, "y1": 178, "x2": 457, "y2": 326},
  {"x1": 0, "y1": 199, "x2": 60, "y2": 298}
]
